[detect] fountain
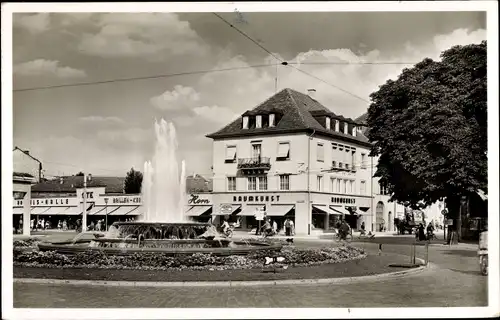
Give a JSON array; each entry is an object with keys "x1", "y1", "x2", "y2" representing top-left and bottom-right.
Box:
[{"x1": 38, "y1": 119, "x2": 281, "y2": 256}]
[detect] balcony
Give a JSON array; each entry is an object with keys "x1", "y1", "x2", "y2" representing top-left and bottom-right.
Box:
[{"x1": 237, "y1": 157, "x2": 271, "y2": 174}]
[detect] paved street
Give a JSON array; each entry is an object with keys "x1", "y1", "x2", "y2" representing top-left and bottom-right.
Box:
[{"x1": 13, "y1": 237, "x2": 488, "y2": 308}]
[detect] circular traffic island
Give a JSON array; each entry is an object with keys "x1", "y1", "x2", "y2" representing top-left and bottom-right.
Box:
[{"x1": 13, "y1": 239, "x2": 421, "y2": 283}]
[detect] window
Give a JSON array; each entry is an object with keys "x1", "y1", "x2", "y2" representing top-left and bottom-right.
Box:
[
  {"x1": 379, "y1": 182, "x2": 389, "y2": 195},
  {"x1": 227, "y1": 177, "x2": 236, "y2": 191},
  {"x1": 332, "y1": 160, "x2": 336, "y2": 168},
  {"x1": 361, "y1": 153, "x2": 367, "y2": 169},
  {"x1": 343, "y1": 179, "x2": 348, "y2": 193},
  {"x1": 252, "y1": 144, "x2": 262, "y2": 159},
  {"x1": 337, "y1": 179, "x2": 341, "y2": 193},
  {"x1": 277, "y1": 142, "x2": 290, "y2": 160},
  {"x1": 351, "y1": 149, "x2": 356, "y2": 171},
  {"x1": 326, "y1": 117, "x2": 331, "y2": 130},
  {"x1": 269, "y1": 114, "x2": 275, "y2": 127},
  {"x1": 225, "y1": 146, "x2": 237, "y2": 163},
  {"x1": 317, "y1": 176, "x2": 323, "y2": 191},
  {"x1": 247, "y1": 177, "x2": 257, "y2": 191},
  {"x1": 279, "y1": 175, "x2": 290, "y2": 190},
  {"x1": 345, "y1": 163, "x2": 350, "y2": 170},
  {"x1": 256, "y1": 115, "x2": 262, "y2": 128},
  {"x1": 317, "y1": 143, "x2": 324, "y2": 162},
  {"x1": 360, "y1": 180, "x2": 366, "y2": 195},
  {"x1": 258, "y1": 176, "x2": 268, "y2": 191},
  {"x1": 349, "y1": 180, "x2": 354, "y2": 194},
  {"x1": 330, "y1": 177, "x2": 336, "y2": 192}
]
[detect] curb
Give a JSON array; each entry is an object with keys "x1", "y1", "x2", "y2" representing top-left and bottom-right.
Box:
[{"x1": 14, "y1": 259, "x2": 427, "y2": 288}]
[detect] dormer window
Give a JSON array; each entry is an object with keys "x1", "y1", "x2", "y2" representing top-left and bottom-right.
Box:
[
  {"x1": 269, "y1": 113, "x2": 275, "y2": 127},
  {"x1": 352, "y1": 126, "x2": 357, "y2": 137},
  {"x1": 334, "y1": 120, "x2": 340, "y2": 132},
  {"x1": 343, "y1": 122, "x2": 348, "y2": 135},
  {"x1": 243, "y1": 116, "x2": 249, "y2": 129},
  {"x1": 256, "y1": 115, "x2": 262, "y2": 128},
  {"x1": 326, "y1": 117, "x2": 331, "y2": 130}
]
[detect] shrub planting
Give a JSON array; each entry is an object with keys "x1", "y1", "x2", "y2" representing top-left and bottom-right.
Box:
[{"x1": 13, "y1": 244, "x2": 366, "y2": 271}]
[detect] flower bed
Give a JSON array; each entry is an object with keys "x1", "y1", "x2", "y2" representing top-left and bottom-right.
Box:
[{"x1": 13, "y1": 243, "x2": 366, "y2": 271}]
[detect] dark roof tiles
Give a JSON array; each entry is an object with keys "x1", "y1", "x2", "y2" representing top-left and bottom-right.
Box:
[{"x1": 207, "y1": 88, "x2": 370, "y2": 146}]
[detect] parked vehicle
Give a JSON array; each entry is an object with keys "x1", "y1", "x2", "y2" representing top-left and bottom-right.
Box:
[{"x1": 478, "y1": 231, "x2": 488, "y2": 276}]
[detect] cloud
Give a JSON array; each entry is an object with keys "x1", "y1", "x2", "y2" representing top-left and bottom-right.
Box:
[
  {"x1": 14, "y1": 59, "x2": 87, "y2": 79},
  {"x1": 77, "y1": 13, "x2": 208, "y2": 59},
  {"x1": 193, "y1": 106, "x2": 239, "y2": 124},
  {"x1": 150, "y1": 85, "x2": 201, "y2": 111},
  {"x1": 14, "y1": 13, "x2": 50, "y2": 34},
  {"x1": 79, "y1": 116, "x2": 125, "y2": 124},
  {"x1": 96, "y1": 127, "x2": 152, "y2": 144}
]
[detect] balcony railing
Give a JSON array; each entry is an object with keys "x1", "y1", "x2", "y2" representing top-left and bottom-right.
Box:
[{"x1": 237, "y1": 157, "x2": 271, "y2": 171}]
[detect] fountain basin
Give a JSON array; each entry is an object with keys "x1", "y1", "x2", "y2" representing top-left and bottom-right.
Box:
[{"x1": 37, "y1": 221, "x2": 283, "y2": 256}]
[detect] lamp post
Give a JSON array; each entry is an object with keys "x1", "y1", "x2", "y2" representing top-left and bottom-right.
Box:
[
  {"x1": 104, "y1": 198, "x2": 109, "y2": 231},
  {"x1": 82, "y1": 173, "x2": 87, "y2": 232}
]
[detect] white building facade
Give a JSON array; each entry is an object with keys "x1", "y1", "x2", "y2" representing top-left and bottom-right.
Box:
[{"x1": 206, "y1": 88, "x2": 403, "y2": 235}]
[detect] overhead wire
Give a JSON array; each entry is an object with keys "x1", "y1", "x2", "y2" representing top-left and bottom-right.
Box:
[{"x1": 13, "y1": 64, "x2": 275, "y2": 92}]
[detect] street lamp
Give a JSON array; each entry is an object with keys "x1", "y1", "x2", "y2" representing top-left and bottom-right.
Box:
[{"x1": 104, "y1": 198, "x2": 109, "y2": 231}]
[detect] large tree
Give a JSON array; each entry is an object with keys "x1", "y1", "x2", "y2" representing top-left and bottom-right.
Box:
[
  {"x1": 367, "y1": 41, "x2": 487, "y2": 237},
  {"x1": 124, "y1": 168, "x2": 143, "y2": 194}
]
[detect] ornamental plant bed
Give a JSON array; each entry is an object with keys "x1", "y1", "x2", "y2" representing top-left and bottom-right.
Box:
[
  {"x1": 14, "y1": 254, "x2": 410, "y2": 282},
  {"x1": 13, "y1": 245, "x2": 366, "y2": 271}
]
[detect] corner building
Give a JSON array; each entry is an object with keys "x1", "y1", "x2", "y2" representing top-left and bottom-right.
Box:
[{"x1": 207, "y1": 88, "x2": 383, "y2": 235}]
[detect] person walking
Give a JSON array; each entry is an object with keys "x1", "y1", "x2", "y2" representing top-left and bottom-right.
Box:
[
  {"x1": 360, "y1": 221, "x2": 366, "y2": 235},
  {"x1": 284, "y1": 218, "x2": 292, "y2": 236},
  {"x1": 418, "y1": 223, "x2": 426, "y2": 241}
]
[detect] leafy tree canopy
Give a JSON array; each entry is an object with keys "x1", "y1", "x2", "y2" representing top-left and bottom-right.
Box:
[
  {"x1": 124, "y1": 168, "x2": 143, "y2": 194},
  {"x1": 75, "y1": 172, "x2": 85, "y2": 176},
  {"x1": 367, "y1": 41, "x2": 487, "y2": 210}
]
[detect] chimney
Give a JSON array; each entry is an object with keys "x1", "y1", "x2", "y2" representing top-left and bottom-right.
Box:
[
  {"x1": 60, "y1": 177, "x2": 64, "y2": 184},
  {"x1": 269, "y1": 113, "x2": 275, "y2": 127},
  {"x1": 256, "y1": 115, "x2": 262, "y2": 128},
  {"x1": 25, "y1": 150, "x2": 30, "y2": 155},
  {"x1": 307, "y1": 88, "x2": 316, "y2": 99},
  {"x1": 352, "y1": 126, "x2": 357, "y2": 137},
  {"x1": 343, "y1": 122, "x2": 349, "y2": 135},
  {"x1": 334, "y1": 119, "x2": 340, "y2": 132},
  {"x1": 325, "y1": 117, "x2": 331, "y2": 130},
  {"x1": 242, "y1": 116, "x2": 249, "y2": 129}
]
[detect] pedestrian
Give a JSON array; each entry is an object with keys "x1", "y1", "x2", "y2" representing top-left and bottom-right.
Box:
[
  {"x1": 272, "y1": 220, "x2": 278, "y2": 234},
  {"x1": 290, "y1": 219, "x2": 295, "y2": 236},
  {"x1": 19, "y1": 217, "x2": 23, "y2": 234},
  {"x1": 418, "y1": 223, "x2": 426, "y2": 241},
  {"x1": 89, "y1": 221, "x2": 95, "y2": 231},
  {"x1": 30, "y1": 219, "x2": 34, "y2": 231},
  {"x1": 284, "y1": 218, "x2": 292, "y2": 236},
  {"x1": 360, "y1": 221, "x2": 366, "y2": 235},
  {"x1": 96, "y1": 220, "x2": 102, "y2": 232},
  {"x1": 45, "y1": 220, "x2": 50, "y2": 230},
  {"x1": 58, "y1": 220, "x2": 62, "y2": 230},
  {"x1": 62, "y1": 220, "x2": 68, "y2": 231}
]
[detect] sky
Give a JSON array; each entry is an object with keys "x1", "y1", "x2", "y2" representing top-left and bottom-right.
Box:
[{"x1": 12, "y1": 11, "x2": 486, "y2": 179}]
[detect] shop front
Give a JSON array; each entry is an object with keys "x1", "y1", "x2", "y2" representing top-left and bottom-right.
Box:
[{"x1": 185, "y1": 193, "x2": 213, "y2": 223}]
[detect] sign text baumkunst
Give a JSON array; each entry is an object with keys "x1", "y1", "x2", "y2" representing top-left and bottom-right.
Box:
[{"x1": 233, "y1": 195, "x2": 280, "y2": 203}]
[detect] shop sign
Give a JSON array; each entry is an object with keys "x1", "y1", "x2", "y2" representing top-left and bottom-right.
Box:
[
  {"x1": 111, "y1": 196, "x2": 141, "y2": 204},
  {"x1": 233, "y1": 195, "x2": 280, "y2": 203},
  {"x1": 331, "y1": 197, "x2": 356, "y2": 205},
  {"x1": 220, "y1": 204, "x2": 233, "y2": 214},
  {"x1": 188, "y1": 194, "x2": 211, "y2": 205}
]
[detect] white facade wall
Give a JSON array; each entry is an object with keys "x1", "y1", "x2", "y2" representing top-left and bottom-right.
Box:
[{"x1": 13, "y1": 149, "x2": 41, "y2": 182}]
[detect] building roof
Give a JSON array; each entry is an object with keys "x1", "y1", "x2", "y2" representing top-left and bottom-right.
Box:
[
  {"x1": 354, "y1": 112, "x2": 370, "y2": 136},
  {"x1": 32, "y1": 176, "x2": 125, "y2": 193},
  {"x1": 13, "y1": 146, "x2": 43, "y2": 166},
  {"x1": 206, "y1": 88, "x2": 371, "y2": 146},
  {"x1": 31, "y1": 175, "x2": 213, "y2": 194}
]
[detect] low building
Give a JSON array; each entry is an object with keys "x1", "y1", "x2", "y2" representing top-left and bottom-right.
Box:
[{"x1": 13, "y1": 146, "x2": 43, "y2": 183}]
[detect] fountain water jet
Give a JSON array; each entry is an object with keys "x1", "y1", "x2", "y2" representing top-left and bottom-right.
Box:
[{"x1": 141, "y1": 119, "x2": 187, "y2": 222}]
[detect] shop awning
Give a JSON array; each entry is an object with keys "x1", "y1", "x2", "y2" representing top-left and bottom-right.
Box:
[
  {"x1": 266, "y1": 205, "x2": 294, "y2": 216},
  {"x1": 13, "y1": 207, "x2": 24, "y2": 215},
  {"x1": 87, "y1": 205, "x2": 106, "y2": 216},
  {"x1": 185, "y1": 205, "x2": 212, "y2": 216},
  {"x1": 330, "y1": 206, "x2": 351, "y2": 216},
  {"x1": 40, "y1": 206, "x2": 74, "y2": 216},
  {"x1": 238, "y1": 205, "x2": 264, "y2": 216},
  {"x1": 124, "y1": 206, "x2": 142, "y2": 216},
  {"x1": 31, "y1": 207, "x2": 50, "y2": 215},
  {"x1": 106, "y1": 206, "x2": 137, "y2": 216},
  {"x1": 212, "y1": 204, "x2": 241, "y2": 216},
  {"x1": 312, "y1": 204, "x2": 335, "y2": 215}
]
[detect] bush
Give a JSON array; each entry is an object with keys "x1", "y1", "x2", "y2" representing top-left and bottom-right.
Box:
[{"x1": 13, "y1": 245, "x2": 366, "y2": 271}]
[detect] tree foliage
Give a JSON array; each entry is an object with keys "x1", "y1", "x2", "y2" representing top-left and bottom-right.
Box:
[
  {"x1": 75, "y1": 172, "x2": 85, "y2": 176},
  {"x1": 367, "y1": 41, "x2": 487, "y2": 211},
  {"x1": 124, "y1": 168, "x2": 143, "y2": 194}
]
